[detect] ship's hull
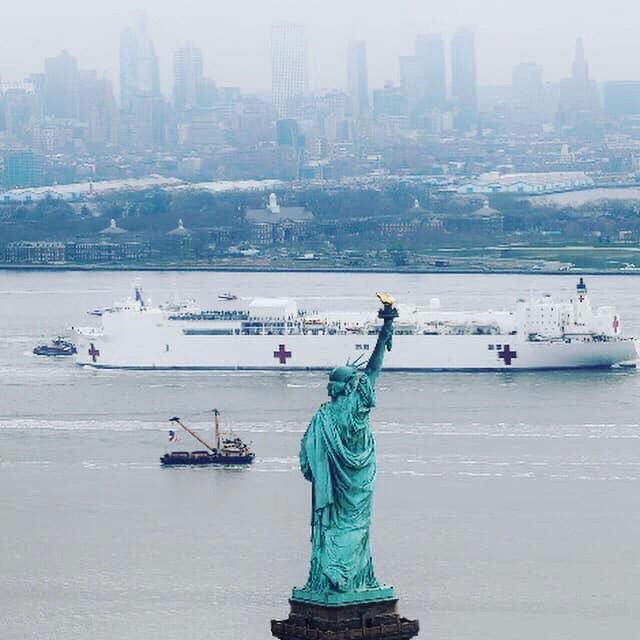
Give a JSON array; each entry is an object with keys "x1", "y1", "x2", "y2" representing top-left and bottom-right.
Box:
[
  {"x1": 76, "y1": 330, "x2": 637, "y2": 371},
  {"x1": 160, "y1": 452, "x2": 255, "y2": 466}
]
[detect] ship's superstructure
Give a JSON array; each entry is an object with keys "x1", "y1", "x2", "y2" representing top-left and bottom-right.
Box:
[{"x1": 75, "y1": 279, "x2": 636, "y2": 371}]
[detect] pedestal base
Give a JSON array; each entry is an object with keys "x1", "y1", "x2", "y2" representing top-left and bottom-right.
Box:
[
  {"x1": 291, "y1": 585, "x2": 396, "y2": 606},
  {"x1": 271, "y1": 596, "x2": 419, "y2": 640}
]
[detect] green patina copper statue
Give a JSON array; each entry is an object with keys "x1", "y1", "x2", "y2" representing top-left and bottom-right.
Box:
[{"x1": 293, "y1": 293, "x2": 398, "y2": 606}]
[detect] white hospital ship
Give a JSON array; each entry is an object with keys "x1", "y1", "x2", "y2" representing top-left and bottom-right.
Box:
[{"x1": 75, "y1": 278, "x2": 636, "y2": 371}]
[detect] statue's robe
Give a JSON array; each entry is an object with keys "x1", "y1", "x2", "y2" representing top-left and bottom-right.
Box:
[{"x1": 299, "y1": 373, "x2": 380, "y2": 593}]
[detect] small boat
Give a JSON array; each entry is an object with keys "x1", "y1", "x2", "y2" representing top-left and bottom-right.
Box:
[
  {"x1": 217, "y1": 292, "x2": 238, "y2": 301},
  {"x1": 160, "y1": 411, "x2": 255, "y2": 466},
  {"x1": 33, "y1": 337, "x2": 77, "y2": 357}
]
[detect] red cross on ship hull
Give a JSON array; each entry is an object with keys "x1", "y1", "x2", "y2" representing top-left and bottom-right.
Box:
[
  {"x1": 273, "y1": 344, "x2": 292, "y2": 364},
  {"x1": 88, "y1": 343, "x2": 100, "y2": 362},
  {"x1": 612, "y1": 316, "x2": 620, "y2": 333},
  {"x1": 498, "y1": 344, "x2": 517, "y2": 366}
]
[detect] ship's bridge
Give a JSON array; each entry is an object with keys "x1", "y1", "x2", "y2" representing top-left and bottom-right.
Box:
[
  {"x1": 240, "y1": 297, "x2": 301, "y2": 336},
  {"x1": 248, "y1": 297, "x2": 298, "y2": 319}
]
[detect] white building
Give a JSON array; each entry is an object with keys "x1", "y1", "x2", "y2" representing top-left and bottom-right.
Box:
[
  {"x1": 0, "y1": 175, "x2": 183, "y2": 204},
  {"x1": 458, "y1": 171, "x2": 594, "y2": 195}
]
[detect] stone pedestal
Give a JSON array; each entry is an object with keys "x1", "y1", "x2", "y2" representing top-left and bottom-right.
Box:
[{"x1": 271, "y1": 596, "x2": 419, "y2": 640}]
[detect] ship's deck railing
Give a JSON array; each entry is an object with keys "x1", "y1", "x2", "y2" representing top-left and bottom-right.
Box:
[{"x1": 169, "y1": 310, "x2": 250, "y2": 321}]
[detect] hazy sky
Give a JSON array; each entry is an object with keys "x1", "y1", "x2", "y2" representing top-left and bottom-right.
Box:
[{"x1": 2, "y1": 0, "x2": 640, "y2": 93}]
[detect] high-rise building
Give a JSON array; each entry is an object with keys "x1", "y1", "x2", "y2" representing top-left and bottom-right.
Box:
[
  {"x1": 271, "y1": 24, "x2": 308, "y2": 118},
  {"x1": 415, "y1": 33, "x2": 446, "y2": 109},
  {"x1": 2, "y1": 149, "x2": 44, "y2": 188},
  {"x1": 512, "y1": 62, "x2": 543, "y2": 104},
  {"x1": 1, "y1": 81, "x2": 40, "y2": 143},
  {"x1": 44, "y1": 50, "x2": 79, "y2": 119},
  {"x1": 119, "y1": 15, "x2": 164, "y2": 148},
  {"x1": 119, "y1": 14, "x2": 160, "y2": 111},
  {"x1": 604, "y1": 81, "x2": 640, "y2": 117},
  {"x1": 451, "y1": 29, "x2": 477, "y2": 121},
  {"x1": 372, "y1": 83, "x2": 408, "y2": 119},
  {"x1": 558, "y1": 38, "x2": 599, "y2": 127},
  {"x1": 347, "y1": 40, "x2": 369, "y2": 118},
  {"x1": 399, "y1": 56, "x2": 425, "y2": 118},
  {"x1": 572, "y1": 38, "x2": 589, "y2": 84},
  {"x1": 397, "y1": 33, "x2": 445, "y2": 126},
  {"x1": 276, "y1": 118, "x2": 302, "y2": 146},
  {"x1": 119, "y1": 94, "x2": 166, "y2": 149},
  {"x1": 78, "y1": 71, "x2": 118, "y2": 146},
  {"x1": 173, "y1": 42, "x2": 204, "y2": 111}
]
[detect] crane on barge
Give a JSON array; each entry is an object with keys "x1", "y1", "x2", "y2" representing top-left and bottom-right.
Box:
[{"x1": 160, "y1": 409, "x2": 255, "y2": 466}]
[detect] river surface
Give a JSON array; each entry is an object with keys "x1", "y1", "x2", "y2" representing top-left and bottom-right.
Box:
[{"x1": 2, "y1": 271, "x2": 640, "y2": 640}]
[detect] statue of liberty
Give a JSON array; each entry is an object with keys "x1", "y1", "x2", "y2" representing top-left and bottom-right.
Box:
[{"x1": 294, "y1": 294, "x2": 398, "y2": 604}]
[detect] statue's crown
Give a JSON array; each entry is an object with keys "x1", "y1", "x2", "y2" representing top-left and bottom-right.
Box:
[{"x1": 329, "y1": 365, "x2": 358, "y2": 382}]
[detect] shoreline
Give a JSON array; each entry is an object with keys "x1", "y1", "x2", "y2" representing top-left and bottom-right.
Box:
[{"x1": 1, "y1": 264, "x2": 640, "y2": 276}]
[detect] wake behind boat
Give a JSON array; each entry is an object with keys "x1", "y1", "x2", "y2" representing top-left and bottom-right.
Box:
[{"x1": 76, "y1": 278, "x2": 637, "y2": 371}]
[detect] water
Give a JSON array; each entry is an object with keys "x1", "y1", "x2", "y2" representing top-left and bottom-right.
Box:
[{"x1": 2, "y1": 271, "x2": 640, "y2": 640}]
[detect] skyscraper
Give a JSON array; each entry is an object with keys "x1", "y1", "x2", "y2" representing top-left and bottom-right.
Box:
[
  {"x1": 2, "y1": 149, "x2": 44, "y2": 188},
  {"x1": 512, "y1": 62, "x2": 543, "y2": 104},
  {"x1": 572, "y1": 38, "x2": 589, "y2": 84},
  {"x1": 44, "y1": 50, "x2": 79, "y2": 119},
  {"x1": 372, "y1": 83, "x2": 408, "y2": 119},
  {"x1": 415, "y1": 33, "x2": 446, "y2": 109},
  {"x1": 78, "y1": 71, "x2": 118, "y2": 146},
  {"x1": 2, "y1": 81, "x2": 41, "y2": 143},
  {"x1": 119, "y1": 15, "x2": 164, "y2": 148},
  {"x1": 399, "y1": 55, "x2": 424, "y2": 118},
  {"x1": 271, "y1": 24, "x2": 308, "y2": 118},
  {"x1": 557, "y1": 38, "x2": 599, "y2": 127},
  {"x1": 119, "y1": 14, "x2": 160, "y2": 111},
  {"x1": 451, "y1": 29, "x2": 477, "y2": 121},
  {"x1": 604, "y1": 81, "x2": 640, "y2": 117},
  {"x1": 347, "y1": 40, "x2": 369, "y2": 118},
  {"x1": 173, "y1": 43, "x2": 204, "y2": 111}
]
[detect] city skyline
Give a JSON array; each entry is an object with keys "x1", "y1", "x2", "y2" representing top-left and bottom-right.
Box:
[{"x1": 1, "y1": 1, "x2": 640, "y2": 95}]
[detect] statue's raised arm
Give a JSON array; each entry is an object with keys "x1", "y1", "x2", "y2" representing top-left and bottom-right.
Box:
[{"x1": 364, "y1": 293, "x2": 399, "y2": 386}]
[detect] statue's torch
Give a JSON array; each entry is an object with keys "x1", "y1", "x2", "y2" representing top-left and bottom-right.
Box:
[{"x1": 376, "y1": 292, "x2": 399, "y2": 352}]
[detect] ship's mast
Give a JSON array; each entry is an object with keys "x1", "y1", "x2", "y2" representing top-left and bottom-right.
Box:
[
  {"x1": 213, "y1": 409, "x2": 221, "y2": 451},
  {"x1": 574, "y1": 277, "x2": 590, "y2": 327}
]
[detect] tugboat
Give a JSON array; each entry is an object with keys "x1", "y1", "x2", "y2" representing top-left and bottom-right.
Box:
[
  {"x1": 33, "y1": 337, "x2": 77, "y2": 357},
  {"x1": 160, "y1": 410, "x2": 255, "y2": 466}
]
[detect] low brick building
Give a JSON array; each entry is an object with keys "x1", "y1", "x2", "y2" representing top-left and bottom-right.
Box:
[{"x1": 245, "y1": 193, "x2": 314, "y2": 245}]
